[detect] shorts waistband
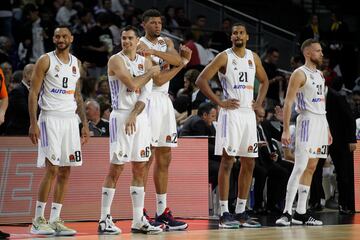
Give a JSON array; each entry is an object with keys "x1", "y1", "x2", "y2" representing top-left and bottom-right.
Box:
[
  {"x1": 298, "y1": 111, "x2": 326, "y2": 117},
  {"x1": 41, "y1": 110, "x2": 76, "y2": 118}
]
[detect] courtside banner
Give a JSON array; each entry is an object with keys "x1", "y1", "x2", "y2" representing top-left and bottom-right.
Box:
[{"x1": 0, "y1": 137, "x2": 208, "y2": 223}]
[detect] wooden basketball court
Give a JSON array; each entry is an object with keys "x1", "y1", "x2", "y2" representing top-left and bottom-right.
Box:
[{"x1": 2, "y1": 212, "x2": 360, "y2": 239}]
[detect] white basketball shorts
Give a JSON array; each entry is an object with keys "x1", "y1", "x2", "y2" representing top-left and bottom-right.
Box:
[
  {"x1": 37, "y1": 111, "x2": 82, "y2": 168},
  {"x1": 109, "y1": 110, "x2": 151, "y2": 164},
  {"x1": 295, "y1": 112, "x2": 329, "y2": 159},
  {"x1": 148, "y1": 92, "x2": 177, "y2": 147},
  {"x1": 215, "y1": 108, "x2": 258, "y2": 157}
]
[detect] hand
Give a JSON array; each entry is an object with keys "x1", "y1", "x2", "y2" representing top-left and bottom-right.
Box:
[
  {"x1": 270, "y1": 152, "x2": 279, "y2": 161},
  {"x1": 0, "y1": 110, "x2": 4, "y2": 125},
  {"x1": 281, "y1": 130, "x2": 291, "y2": 146},
  {"x1": 252, "y1": 102, "x2": 263, "y2": 114},
  {"x1": 125, "y1": 113, "x2": 137, "y2": 135},
  {"x1": 179, "y1": 44, "x2": 192, "y2": 65},
  {"x1": 220, "y1": 99, "x2": 240, "y2": 109},
  {"x1": 137, "y1": 46, "x2": 154, "y2": 57},
  {"x1": 81, "y1": 124, "x2": 90, "y2": 145},
  {"x1": 349, "y1": 143, "x2": 357, "y2": 152},
  {"x1": 274, "y1": 105, "x2": 284, "y2": 122},
  {"x1": 151, "y1": 65, "x2": 161, "y2": 77},
  {"x1": 29, "y1": 123, "x2": 40, "y2": 144},
  {"x1": 328, "y1": 129, "x2": 333, "y2": 145}
]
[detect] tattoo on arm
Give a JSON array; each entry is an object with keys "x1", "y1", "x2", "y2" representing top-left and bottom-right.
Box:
[{"x1": 75, "y1": 82, "x2": 87, "y2": 125}]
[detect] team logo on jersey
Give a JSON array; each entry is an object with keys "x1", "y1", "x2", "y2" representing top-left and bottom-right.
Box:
[
  {"x1": 247, "y1": 145, "x2": 254, "y2": 153},
  {"x1": 166, "y1": 135, "x2": 172, "y2": 143},
  {"x1": 72, "y1": 66, "x2": 77, "y2": 74},
  {"x1": 51, "y1": 154, "x2": 56, "y2": 161},
  {"x1": 158, "y1": 39, "x2": 165, "y2": 45},
  {"x1": 69, "y1": 154, "x2": 75, "y2": 162},
  {"x1": 55, "y1": 65, "x2": 60, "y2": 72},
  {"x1": 316, "y1": 147, "x2": 321, "y2": 154},
  {"x1": 248, "y1": 59, "x2": 254, "y2": 69},
  {"x1": 118, "y1": 151, "x2": 123, "y2": 157},
  {"x1": 138, "y1": 64, "x2": 144, "y2": 71}
]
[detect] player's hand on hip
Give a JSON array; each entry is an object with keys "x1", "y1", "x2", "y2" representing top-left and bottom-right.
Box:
[
  {"x1": 29, "y1": 124, "x2": 40, "y2": 145},
  {"x1": 220, "y1": 99, "x2": 240, "y2": 109},
  {"x1": 349, "y1": 143, "x2": 357, "y2": 152},
  {"x1": 281, "y1": 130, "x2": 291, "y2": 146},
  {"x1": 125, "y1": 114, "x2": 137, "y2": 135},
  {"x1": 81, "y1": 125, "x2": 90, "y2": 145}
]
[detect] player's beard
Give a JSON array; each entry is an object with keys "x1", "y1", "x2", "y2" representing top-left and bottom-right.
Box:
[
  {"x1": 234, "y1": 42, "x2": 244, "y2": 48},
  {"x1": 311, "y1": 57, "x2": 323, "y2": 68},
  {"x1": 56, "y1": 43, "x2": 70, "y2": 51}
]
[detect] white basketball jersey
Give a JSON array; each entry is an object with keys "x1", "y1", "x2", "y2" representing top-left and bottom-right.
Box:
[
  {"x1": 295, "y1": 66, "x2": 326, "y2": 115},
  {"x1": 38, "y1": 51, "x2": 80, "y2": 112},
  {"x1": 139, "y1": 36, "x2": 170, "y2": 93},
  {"x1": 218, "y1": 48, "x2": 256, "y2": 109},
  {"x1": 108, "y1": 52, "x2": 152, "y2": 110}
]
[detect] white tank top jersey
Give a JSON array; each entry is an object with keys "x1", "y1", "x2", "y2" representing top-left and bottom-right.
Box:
[
  {"x1": 38, "y1": 51, "x2": 80, "y2": 113},
  {"x1": 218, "y1": 48, "x2": 256, "y2": 109},
  {"x1": 295, "y1": 65, "x2": 326, "y2": 115},
  {"x1": 108, "y1": 52, "x2": 151, "y2": 111},
  {"x1": 139, "y1": 36, "x2": 170, "y2": 93}
]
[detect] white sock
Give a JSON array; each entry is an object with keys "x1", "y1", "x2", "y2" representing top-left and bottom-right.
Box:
[
  {"x1": 130, "y1": 186, "x2": 145, "y2": 223},
  {"x1": 219, "y1": 200, "x2": 229, "y2": 216},
  {"x1": 49, "y1": 203, "x2": 62, "y2": 223},
  {"x1": 101, "y1": 187, "x2": 115, "y2": 220},
  {"x1": 235, "y1": 198, "x2": 247, "y2": 214},
  {"x1": 35, "y1": 201, "x2": 46, "y2": 219},
  {"x1": 296, "y1": 184, "x2": 310, "y2": 214},
  {"x1": 283, "y1": 185, "x2": 298, "y2": 215},
  {"x1": 156, "y1": 194, "x2": 167, "y2": 216}
]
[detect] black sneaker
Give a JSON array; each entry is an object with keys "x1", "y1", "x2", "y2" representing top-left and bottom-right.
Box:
[
  {"x1": 292, "y1": 211, "x2": 323, "y2": 226},
  {"x1": 155, "y1": 208, "x2": 188, "y2": 231},
  {"x1": 0, "y1": 230, "x2": 10, "y2": 239},
  {"x1": 219, "y1": 212, "x2": 240, "y2": 229},
  {"x1": 234, "y1": 212, "x2": 261, "y2": 228},
  {"x1": 275, "y1": 211, "x2": 292, "y2": 226},
  {"x1": 143, "y1": 208, "x2": 164, "y2": 229}
]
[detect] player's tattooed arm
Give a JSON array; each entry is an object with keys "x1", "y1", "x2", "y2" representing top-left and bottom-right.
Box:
[{"x1": 75, "y1": 80, "x2": 90, "y2": 144}]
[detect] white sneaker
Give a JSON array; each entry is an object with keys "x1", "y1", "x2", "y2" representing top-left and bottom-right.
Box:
[
  {"x1": 98, "y1": 214, "x2": 121, "y2": 235},
  {"x1": 131, "y1": 216, "x2": 163, "y2": 235},
  {"x1": 49, "y1": 218, "x2": 77, "y2": 236},
  {"x1": 30, "y1": 216, "x2": 55, "y2": 235}
]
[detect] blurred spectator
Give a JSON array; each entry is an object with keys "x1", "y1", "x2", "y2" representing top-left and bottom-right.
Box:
[
  {"x1": 0, "y1": 61, "x2": 12, "y2": 88},
  {"x1": 209, "y1": 18, "x2": 232, "y2": 52},
  {"x1": 290, "y1": 55, "x2": 304, "y2": 71},
  {"x1": 177, "y1": 68, "x2": 199, "y2": 98},
  {"x1": 21, "y1": 3, "x2": 46, "y2": 63},
  {"x1": 82, "y1": 13, "x2": 113, "y2": 79},
  {"x1": 81, "y1": 99, "x2": 109, "y2": 136},
  {"x1": 179, "y1": 102, "x2": 216, "y2": 137},
  {"x1": 56, "y1": 0, "x2": 77, "y2": 26},
  {"x1": 72, "y1": 9, "x2": 95, "y2": 58},
  {"x1": 0, "y1": 36, "x2": 12, "y2": 65},
  {"x1": 164, "y1": 5, "x2": 179, "y2": 34},
  {"x1": 0, "y1": 68, "x2": 8, "y2": 127},
  {"x1": 326, "y1": 86, "x2": 357, "y2": 214},
  {"x1": 0, "y1": 0, "x2": 14, "y2": 41},
  {"x1": 81, "y1": 76, "x2": 98, "y2": 100},
  {"x1": 97, "y1": 78, "x2": 111, "y2": 101},
  {"x1": 299, "y1": 14, "x2": 322, "y2": 44},
  {"x1": 99, "y1": 102, "x2": 111, "y2": 121},
  {"x1": 191, "y1": 15, "x2": 208, "y2": 47},
  {"x1": 174, "y1": 7, "x2": 191, "y2": 29},
  {"x1": 320, "y1": 56, "x2": 338, "y2": 88},
  {"x1": 3, "y1": 64, "x2": 34, "y2": 135},
  {"x1": 94, "y1": 0, "x2": 122, "y2": 27},
  {"x1": 262, "y1": 47, "x2": 284, "y2": 109}
]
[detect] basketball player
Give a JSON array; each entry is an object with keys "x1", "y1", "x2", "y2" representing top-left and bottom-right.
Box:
[
  {"x1": 137, "y1": 9, "x2": 189, "y2": 230},
  {"x1": 97, "y1": 25, "x2": 162, "y2": 235},
  {"x1": 276, "y1": 39, "x2": 332, "y2": 226},
  {"x1": 196, "y1": 23, "x2": 269, "y2": 228},
  {"x1": 28, "y1": 26, "x2": 90, "y2": 236}
]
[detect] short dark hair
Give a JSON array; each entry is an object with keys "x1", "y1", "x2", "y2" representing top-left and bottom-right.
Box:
[
  {"x1": 301, "y1": 38, "x2": 320, "y2": 52},
  {"x1": 121, "y1": 25, "x2": 140, "y2": 37},
  {"x1": 198, "y1": 102, "x2": 216, "y2": 117},
  {"x1": 232, "y1": 22, "x2": 247, "y2": 32},
  {"x1": 55, "y1": 25, "x2": 73, "y2": 35},
  {"x1": 142, "y1": 9, "x2": 161, "y2": 22}
]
